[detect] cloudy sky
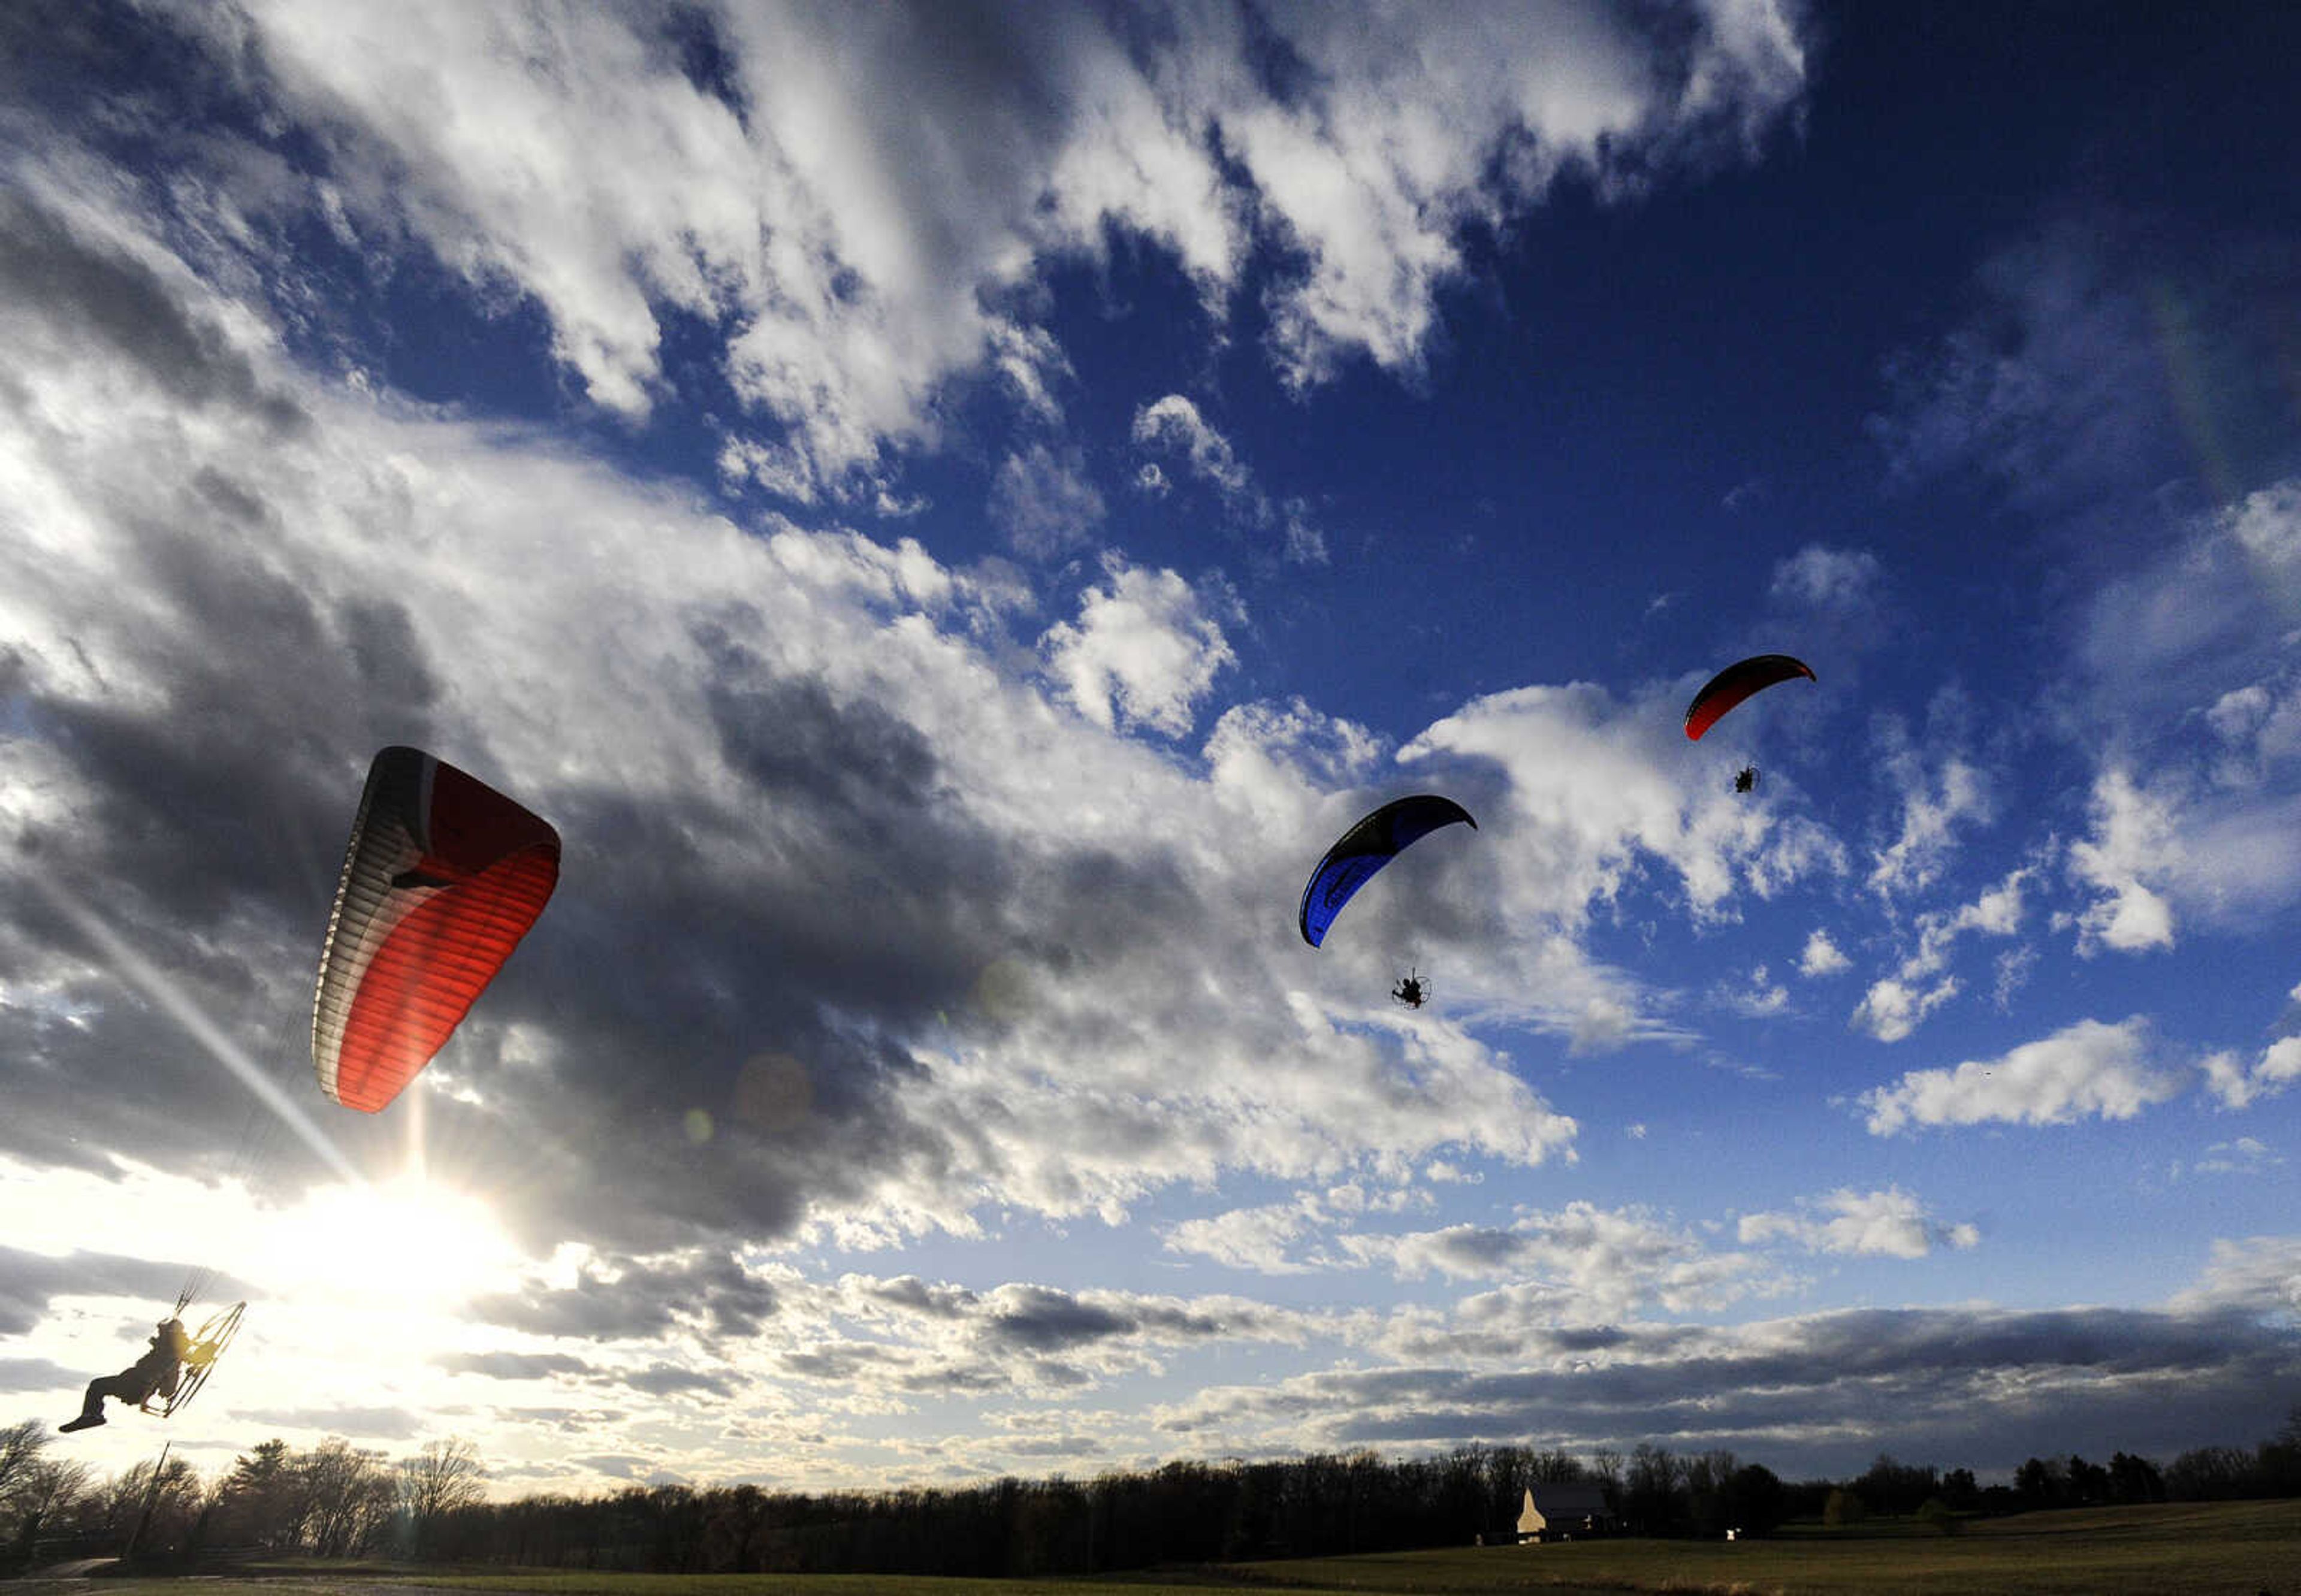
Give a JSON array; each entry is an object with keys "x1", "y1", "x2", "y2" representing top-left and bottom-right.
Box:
[{"x1": 5, "y1": 0, "x2": 2300, "y2": 1495}]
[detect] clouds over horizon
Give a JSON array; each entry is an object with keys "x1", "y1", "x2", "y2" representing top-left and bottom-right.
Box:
[
  {"x1": 10, "y1": 0, "x2": 2301, "y2": 1504},
  {"x1": 0, "y1": 161, "x2": 1618, "y2": 1272},
  {"x1": 1155, "y1": 1295, "x2": 2301, "y2": 1479}
]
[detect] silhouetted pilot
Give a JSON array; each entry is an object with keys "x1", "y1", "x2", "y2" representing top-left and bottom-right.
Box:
[
  {"x1": 59, "y1": 1317, "x2": 193, "y2": 1432},
  {"x1": 1392, "y1": 974, "x2": 1428, "y2": 1009},
  {"x1": 1734, "y1": 766, "x2": 1758, "y2": 794}
]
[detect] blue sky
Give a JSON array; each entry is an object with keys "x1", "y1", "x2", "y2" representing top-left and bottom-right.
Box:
[{"x1": 4, "y1": 0, "x2": 2300, "y2": 1496}]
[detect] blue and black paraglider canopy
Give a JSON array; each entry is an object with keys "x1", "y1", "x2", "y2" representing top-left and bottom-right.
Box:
[{"x1": 1298, "y1": 794, "x2": 1477, "y2": 948}]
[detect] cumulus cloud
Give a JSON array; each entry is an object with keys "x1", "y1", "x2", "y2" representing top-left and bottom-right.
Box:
[
  {"x1": 989, "y1": 443, "x2": 1106, "y2": 558},
  {"x1": 1738, "y1": 1187, "x2": 1979, "y2": 1259},
  {"x1": 2201, "y1": 1037, "x2": 2301, "y2": 1111},
  {"x1": 1340, "y1": 1202, "x2": 1780, "y2": 1323},
  {"x1": 1397, "y1": 678, "x2": 1844, "y2": 1039},
  {"x1": 1158, "y1": 1184, "x2": 1417, "y2": 1275},
  {"x1": 1861, "y1": 1017, "x2": 2185, "y2": 1135},
  {"x1": 2180, "y1": 1136, "x2": 2282, "y2": 1178},
  {"x1": 102, "y1": 0, "x2": 1801, "y2": 501},
  {"x1": 2067, "y1": 767, "x2": 2180, "y2": 954},
  {"x1": 1162, "y1": 1203, "x2": 1328, "y2": 1275},
  {"x1": 1718, "y1": 964, "x2": 1790, "y2": 1017},
  {"x1": 1159, "y1": 1296, "x2": 2301, "y2": 1476},
  {"x1": 1850, "y1": 975, "x2": 1959, "y2": 1045},
  {"x1": 2169, "y1": 1237, "x2": 2301, "y2": 1319},
  {"x1": 1130, "y1": 395, "x2": 1325, "y2": 564},
  {"x1": 1852, "y1": 863, "x2": 2036, "y2": 1041},
  {"x1": 1039, "y1": 561, "x2": 1237, "y2": 736},
  {"x1": 0, "y1": 164, "x2": 1589, "y2": 1284},
  {"x1": 1869, "y1": 756, "x2": 1990, "y2": 899},
  {"x1": 1797, "y1": 929, "x2": 1850, "y2": 977},
  {"x1": 1769, "y1": 545, "x2": 1882, "y2": 612},
  {"x1": 1131, "y1": 395, "x2": 1251, "y2": 495}
]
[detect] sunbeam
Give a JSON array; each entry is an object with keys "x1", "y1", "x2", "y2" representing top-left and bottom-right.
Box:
[{"x1": 29, "y1": 872, "x2": 361, "y2": 1186}]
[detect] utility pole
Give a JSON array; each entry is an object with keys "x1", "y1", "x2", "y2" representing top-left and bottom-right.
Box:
[{"x1": 122, "y1": 1440, "x2": 171, "y2": 1564}]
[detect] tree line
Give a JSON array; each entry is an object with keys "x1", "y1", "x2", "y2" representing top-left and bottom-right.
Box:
[
  {"x1": 5, "y1": 1410, "x2": 2299, "y2": 1577},
  {"x1": 0, "y1": 1425, "x2": 483, "y2": 1573}
]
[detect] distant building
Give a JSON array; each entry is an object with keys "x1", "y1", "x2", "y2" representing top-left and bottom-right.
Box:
[{"x1": 1516, "y1": 1483, "x2": 1618, "y2": 1543}]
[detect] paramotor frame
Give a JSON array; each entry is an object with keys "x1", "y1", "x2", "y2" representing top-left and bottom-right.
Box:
[{"x1": 143, "y1": 1300, "x2": 244, "y2": 1419}]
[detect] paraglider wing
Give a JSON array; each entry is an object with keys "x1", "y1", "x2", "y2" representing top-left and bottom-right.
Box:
[
  {"x1": 1298, "y1": 794, "x2": 1476, "y2": 947},
  {"x1": 1684, "y1": 653, "x2": 1815, "y2": 740},
  {"x1": 312, "y1": 746, "x2": 561, "y2": 1113}
]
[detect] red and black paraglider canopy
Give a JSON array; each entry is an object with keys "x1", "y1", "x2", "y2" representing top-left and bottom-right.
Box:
[
  {"x1": 311, "y1": 746, "x2": 560, "y2": 1113},
  {"x1": 1684, "y1": 654, "x2": 1814, "y2": 741}
]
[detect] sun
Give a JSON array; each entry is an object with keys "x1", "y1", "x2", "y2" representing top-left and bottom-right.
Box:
[{"x1": 261, "y1": 1175, "x2": 521, "y2": 1308}]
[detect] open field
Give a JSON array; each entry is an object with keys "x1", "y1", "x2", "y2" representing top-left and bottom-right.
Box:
[{"x1": 54, "y1": 1500, "x2": 2301, "y2": 1595}]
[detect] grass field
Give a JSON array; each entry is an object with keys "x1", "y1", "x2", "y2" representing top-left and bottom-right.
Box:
[{"x1": 73, "y1": 1498, "x2": 2301, "y2": 1595}]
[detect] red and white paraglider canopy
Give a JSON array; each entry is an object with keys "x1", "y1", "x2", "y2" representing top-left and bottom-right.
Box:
[{"x1": 312, "y1": 746, "x2": 560, "y2": 1113}]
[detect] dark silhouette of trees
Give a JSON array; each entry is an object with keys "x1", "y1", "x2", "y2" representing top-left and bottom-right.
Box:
[
  {"x1": 1722, "y1": 1462, "x2": 1786, "y2": 1535},
  {"x1": 1, "y1": 1421, "x2": 91, "y2": 1573},
  {"x1": 2106, "y1": 1452, "x2": 2164, "y2": 1504},
  {"x1": 1855, "y1": 1454, "x2": 1940, "y2": 1516},
  {"x1": 210, "y1": 1439, "x2": 298, "y2": 1549},
  {"x1": 2014, "y1": 1454, "x2": 2066, "y2": 1510},
  {"x1": 13, "y1": 1402, "x2": 2301, "y2": 1578},
  {"x1": 294, "y1": 1438, "x2": 396, "y2": 1556},
  {"x1": 398, "y1": 1437, "x2": 485, "y2": 1558}
]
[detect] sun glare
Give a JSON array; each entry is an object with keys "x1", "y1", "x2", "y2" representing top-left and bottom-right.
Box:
[{"x1": 263, "y1": 1177, "x2": 520, "y2": 1307}]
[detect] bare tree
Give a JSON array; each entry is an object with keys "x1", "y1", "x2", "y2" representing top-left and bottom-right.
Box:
[
  {"x1": 0, "y1": 1420, "x2": 48, "y2": 1510},
  {"x1": 13, "y1": 1457, "x2": 93, "y2": 1541},
  {"x1": 3, "y1": 1422, "x2": 91, "y2": 1571},
  {"x1": 297, "y1": 1439, "x2": 395, "y2": 1557},
  {"x1": 398, "y1": 1438, "x2": 485, "y2": 1558}
]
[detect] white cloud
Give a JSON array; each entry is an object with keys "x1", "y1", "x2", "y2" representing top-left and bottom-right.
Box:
[
  {"x1": 2167, "y1": 1236, "x2": 2301, "y2": 1318},
  {"x1": 2202, "y1": 1037, "x2": 2301, "y2": 1111},
  {"x1": 1131, "y1": 395, "x2": 1251, "y2": 495},
  {"x1": 1992, "y1": 944, "x2": 2039, "y2": 1009},
  {"x1": 2226, "y1": 478, "x2": 2301, "y2": 575},
  {"x1": 1278, "y1": 497, "x2": 1327, "y2": 565},
  {"x1": 1769, "y1": 545, "x2": 1881, "y2": 612},
  {"x1": 155, "y1": 0, "x2": 1804, "y2": 500},
  {"x1": 1039, "y1": 561, "x2": 1237, "y2": 736},
  {"x1": 2182, "y1": 1136, "x2": 2282, "y2": 1177},
  {"x1": 1717, "y1": 963, "x2": 1789, "y2": 1017},
  {"x1": 1869, "y1": 756, "x2": 1990, "y2": 898},
  {"x1": 1798, "y1": 929, "x2": 1850, "y2": 977},
  {"x1": 2067, "y1": 767, "x2": 2179, "y2": 954},
  {"x1": 1852, "y1": 863, "x2": 2037, "y2": 1042},
  {"x1": 989, "y1": 442, "x2": 1106, "y2": 558},
  {"x1": 1343, "y1": 1201, "x2": 1779, "y2": 1323},
  {"x1": 1392, "y1": 678, "x2": 1844, "y2": 1044},
  {"x1": 1159, "y1": 1184, "x2": 1422, "y2": 1275},
  {"x1": 1162, "y1": 1199, "x2": 1323, "y2": 1275},
  {"x1": 0, "y1": 165, "x2": 1594, "y2": 1286},
  {"x1": 1738, "y1": 1187, "x2": 1979, "y2": 1259},
  {"x1": 1130, "y1": 395, "x2": 1326, "y2": 564},
  {"x1": 1850, "y1": 975, "x2": 1959, "y2": 1044},
  {"x1": 1861, "y1": 1017, "x2": 2184, "y2": 1135}
]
